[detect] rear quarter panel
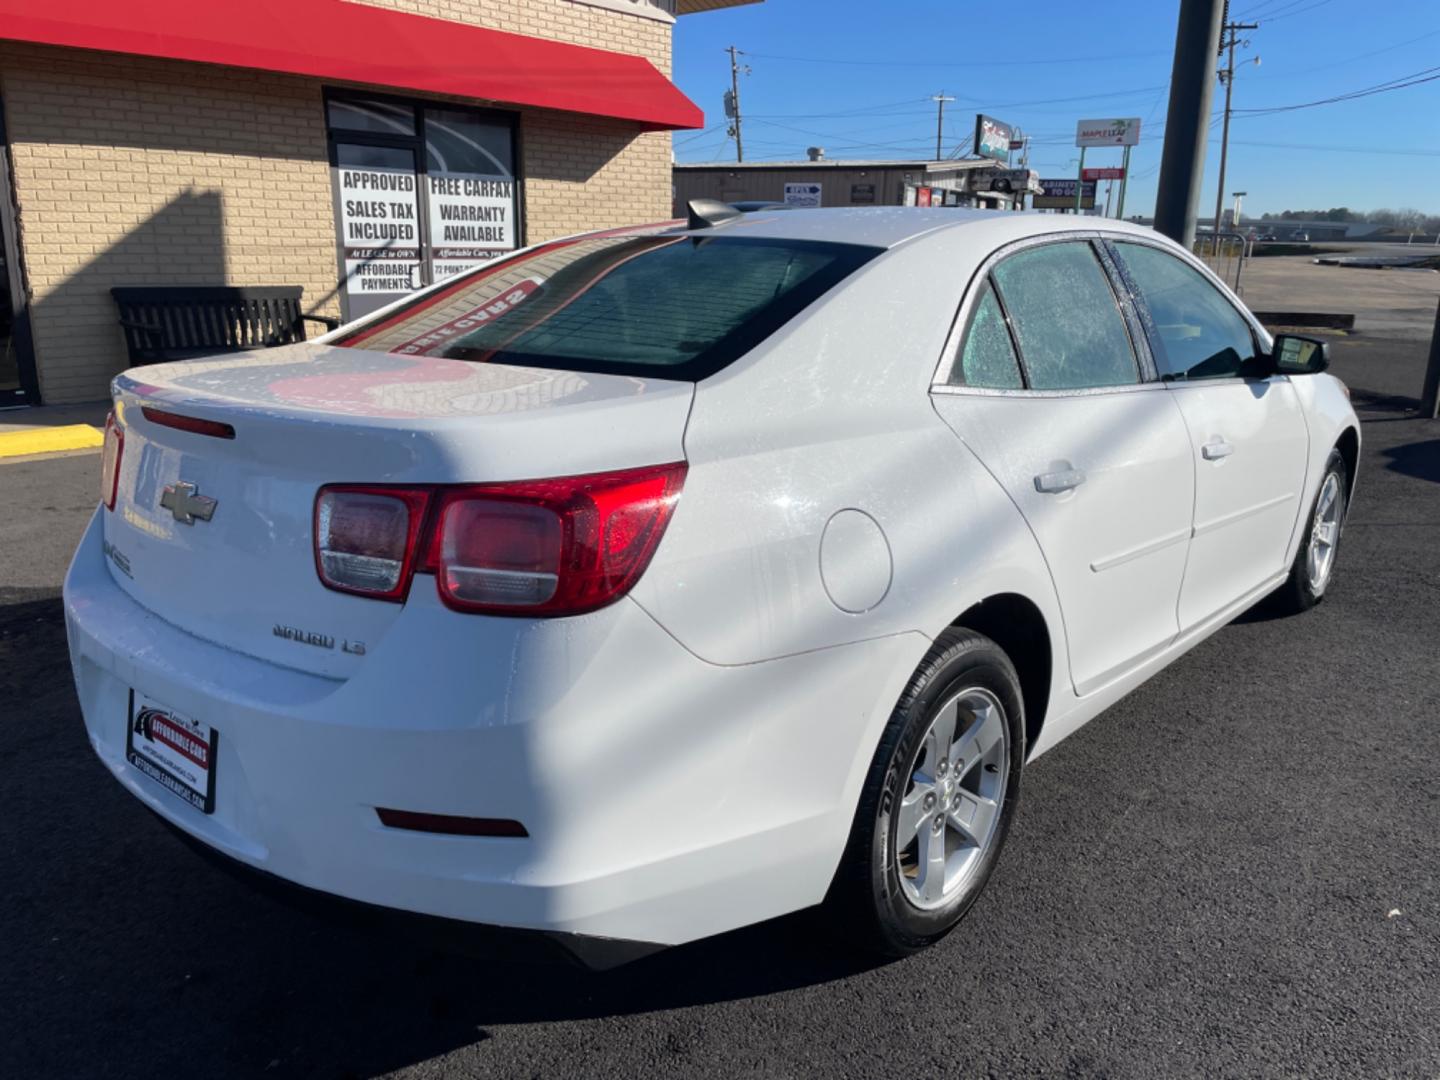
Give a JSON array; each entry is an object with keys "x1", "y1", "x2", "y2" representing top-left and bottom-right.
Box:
[{"x1": 629, "y1": 233, "x2": 1067, "y2": 686}]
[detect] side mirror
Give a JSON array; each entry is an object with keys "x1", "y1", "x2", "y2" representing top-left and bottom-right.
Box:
[{"x1": 1272, "y1": 334, "x2": 1330, "y2": 375}]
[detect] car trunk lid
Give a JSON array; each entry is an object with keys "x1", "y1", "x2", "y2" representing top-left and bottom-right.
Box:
[{"x1": 102, "y1": 342, "x2": 693, "y2": 678}]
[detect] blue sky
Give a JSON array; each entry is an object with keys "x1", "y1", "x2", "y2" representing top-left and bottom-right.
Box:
[{"x1": 672, "y1": 0, "x2": 1440, "y2": 218}]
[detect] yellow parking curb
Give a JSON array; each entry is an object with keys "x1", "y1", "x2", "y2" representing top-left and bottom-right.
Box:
[{"x1": 0, "y1": 424, "x2": 105, "y2": 458}]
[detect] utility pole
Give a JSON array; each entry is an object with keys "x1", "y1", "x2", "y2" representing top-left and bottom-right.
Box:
[
  {"x1": 1211, "y1": 18, "x2": 1258, "y2": 246},
  {"x1": 932, "y1": 92, "x2": 955, "y2": 161},
  {"x1": 725, "y1": 46, "x2": 748, "y2": 163},
  {"x1": 1154, "y1": 0, "x2": 1226, "y2": 246}
]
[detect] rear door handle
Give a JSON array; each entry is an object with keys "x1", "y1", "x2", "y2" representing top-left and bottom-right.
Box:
[
  {"x1": 1201, "y1": 439, "x2": 1235, "y2": 461},
  {"x1": 1034, "y1": 467, "x2": 1087, "y2": 494}
]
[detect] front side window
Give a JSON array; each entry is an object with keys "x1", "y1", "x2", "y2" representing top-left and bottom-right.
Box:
[
  {"x1": 991, "y1": 242, "x2": 1138, "y2": 390},
  {"x1": 1111, "y1": 241, "x2": 1262, "y2": 380},
  {"x1": 950, "y1": 280, "x2": 1023, "y2": 389},
  {"x1": 336, "y1": 234, "x2": 881, "y2": 380}
]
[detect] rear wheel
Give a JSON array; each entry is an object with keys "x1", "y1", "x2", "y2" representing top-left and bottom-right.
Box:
[
  {"x1": 1271, "y1": 448, "x2": 1348, "y2": 614},
  {"x1": 827, "y1": 628, "x2": 1025, "y2": 957}
]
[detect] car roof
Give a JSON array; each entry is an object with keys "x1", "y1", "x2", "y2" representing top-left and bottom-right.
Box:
[{"x1": 680, "y1": 206, "x2": 1162, "y2": 250}]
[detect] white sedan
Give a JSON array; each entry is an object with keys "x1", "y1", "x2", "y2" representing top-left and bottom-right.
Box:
[{"x1": 65, "y1": 206, "x2": 1358, "y2": 965}]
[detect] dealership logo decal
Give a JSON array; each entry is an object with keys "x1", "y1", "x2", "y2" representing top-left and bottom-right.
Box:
[{"x1": 134, "y1": 707, "x2": 209, "y2": 769}]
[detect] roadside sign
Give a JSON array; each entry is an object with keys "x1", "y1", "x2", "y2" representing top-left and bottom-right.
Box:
[
  {"x1": 783, "y1": 182, "x2": 823, "y2": 208},
  {"x1": 916, "y1": 186, "x2": 932, "y2": 208},
  {"x1": 1034, "y1": 179, "x2": 1096, "y2": 209},
  {"x1": 1082, "y1": 166, "x2": 1126, "y2": 181},
  {"x1": 1008, "y1": 139, "x2": 1025, "y2": 151},
  {"x1": 975, "y1": 115, "x2": 1015, "y2": 162},
  {"x1": 1076, "y1": 118, "x2": 1141, "y2": 147},
  {"x1": 850, "y1": 182, "x2": 876, "y2": 204}
]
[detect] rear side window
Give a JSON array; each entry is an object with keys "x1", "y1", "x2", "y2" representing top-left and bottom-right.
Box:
[
  {"x1": 991, "y1": 241, "x2": 1138, "y2": 390},
  {"x1": 951, "y1": 281, "x2": 1023, "y2": 389},
  {"x1": 1111, "y1": 241, "x2": 1263, "y2": 380},
  {"x1": 336, "y1": 234, "x2": 882, "y2": 380}
]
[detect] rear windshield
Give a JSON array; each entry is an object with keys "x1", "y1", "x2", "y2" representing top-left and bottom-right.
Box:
[{"x1": 335, "y1": 233, "x2": 882, "y2": 380}]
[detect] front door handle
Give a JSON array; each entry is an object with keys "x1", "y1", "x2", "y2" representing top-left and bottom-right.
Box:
[
  {"x1": 1034, "y1": 466, "x2": 1087, "y2": 494},
  {"x1": 1201, "y1": 439, "x2": 1235, "y2": 461}
]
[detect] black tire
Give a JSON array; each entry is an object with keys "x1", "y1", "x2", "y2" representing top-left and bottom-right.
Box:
[
  {"x1": 825, "y1": 627, "x2": 1025, "y2": 957},
  {"x1": 1270, "y1": 447, "x2": 1349, "y2": 615}
]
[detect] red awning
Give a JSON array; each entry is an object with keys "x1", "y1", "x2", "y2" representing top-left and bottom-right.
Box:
[{"x1": 0, "y1": 0, "x2": 703, "y2": 130}]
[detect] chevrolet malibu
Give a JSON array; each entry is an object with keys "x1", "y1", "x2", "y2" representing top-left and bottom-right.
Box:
[{"x1": 65, "y1": 206, "x2": 1358, "y2": 965}]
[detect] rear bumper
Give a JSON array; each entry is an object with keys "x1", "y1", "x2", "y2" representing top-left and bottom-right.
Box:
[
  {"x1": 64, "y1": 507, "x2": 924, "y2": 947},
  {"x1": 152, "y1": 811, "x2": 661, "y2": 970}
]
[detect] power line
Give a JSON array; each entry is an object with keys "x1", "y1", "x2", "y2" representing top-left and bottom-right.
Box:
[
  {"x1": 1244, "y1": 26, "x2": 1440, "y2": 83},
  {"x1": 740, "y1": 48, "x2": 1171, "y2": 69},
  {"x1": 673, "y1": 124, "x2": 726, "y2": 147},
  {"x1": 1254, "y1": 0, "x2": 1339, "y2": 23},
  {"x1": 1229, "y1": 138, "x2": 1440, "y2": 156},
  {"x1": 1233, "y1": 63, "x2": 1440, "y2": 115},
  {"x1": 744, "y1": 97, "x2": 934, "y2": 120}
]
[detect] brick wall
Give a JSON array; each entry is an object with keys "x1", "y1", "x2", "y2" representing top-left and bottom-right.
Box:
[
  {"x1": 0, "y1": 1, "x2": 678, "y2": 404},
  {"x1": 523, "y1": 114, "x2": 672, "y2": 239},
  {"x1": 353, "y1": 0, "x2": 673, "y2": 75},
  {"x1": 0, "y1": 47, "x2": 342, "y2": 404}
]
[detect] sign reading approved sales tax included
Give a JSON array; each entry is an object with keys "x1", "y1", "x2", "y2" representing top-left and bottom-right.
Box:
[{"x1": 339, "y1": 165, "x2": 423, "y2": 297}]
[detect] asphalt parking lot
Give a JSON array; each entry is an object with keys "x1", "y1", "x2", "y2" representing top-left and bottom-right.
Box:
[{"x1": 3, "y1": 335, "x2": 1438, "y2": 1079}]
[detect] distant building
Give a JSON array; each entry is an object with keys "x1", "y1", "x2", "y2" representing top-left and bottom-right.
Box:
[
  {"x1": 1246, "y1": 220, "x2": 1386, "y2": 241},
  {"x1": 673, "y1": 159, "x2": 1014, "y2": 215}
]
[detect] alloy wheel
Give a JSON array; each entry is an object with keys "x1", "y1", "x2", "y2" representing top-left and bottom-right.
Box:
[
  {"x1": 1307, "y1": 472, "x2": 1343, "y2": 593},
  {"x1": 894, "y1": 687, "x2": 1009, "y2": 910}
]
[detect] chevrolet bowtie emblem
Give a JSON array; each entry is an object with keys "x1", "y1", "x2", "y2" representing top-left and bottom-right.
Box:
[{"x1": 159, "y1": 481, "x2": 217, "y2": 525}]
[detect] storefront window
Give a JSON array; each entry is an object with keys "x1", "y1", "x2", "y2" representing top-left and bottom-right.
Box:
[{"x1": 326, "y1": 93, "x2": 519, "y2": 320}]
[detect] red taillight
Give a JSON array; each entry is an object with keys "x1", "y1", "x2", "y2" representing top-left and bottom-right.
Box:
[
  {"x1": 314, "y1": 486, "x2": 429, "y2": 601},
  {"x1": 100, "y1": 411, "x2": 124, "y2": 510},
  {"x1": 426, "y1": 462, "x2": 687, "y2": 616},
  {"x1": 312, "y1": 463, "x2": 686, "y2": 615},
  {"x1": 141, "y1": 406, "x2": 236, "y2": 440}
]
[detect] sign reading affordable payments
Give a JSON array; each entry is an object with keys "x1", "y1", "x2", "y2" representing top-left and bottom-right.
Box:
[
  {"x1": 1082, "y1": 166, "x2": 1127, "y2": 181},
  {"x1": 1076, "y1": 118, "x2": 1141, "y2": 147}
]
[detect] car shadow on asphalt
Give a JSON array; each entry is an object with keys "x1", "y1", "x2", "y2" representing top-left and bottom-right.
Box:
[{"x1": 3, "y1": 590, "x2": 893, "y2": 1078}]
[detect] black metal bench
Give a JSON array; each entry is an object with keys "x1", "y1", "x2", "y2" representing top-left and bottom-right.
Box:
[{"x1": 111, "y1": 286, "x2": 341, "y2": 365}]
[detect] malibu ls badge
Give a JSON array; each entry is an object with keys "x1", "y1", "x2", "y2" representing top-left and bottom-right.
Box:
[
  {"x1": 273, "y1": 623, "x2": 366, "y2": 656},
  {"x1": 159, "y1": 481, "x2": 217, "y2": 525}
]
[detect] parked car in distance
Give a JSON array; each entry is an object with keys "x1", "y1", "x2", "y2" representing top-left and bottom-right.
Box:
[
  {"x1": 66, "y1": 207, "x2": 1358, "y2": 966},
  {"x1": 1293, "y1": 231, "x2": 1310, "y2": 241},
  {"x1": 1257, "y1": 233, "x2": 1278, "y2": 242}
]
